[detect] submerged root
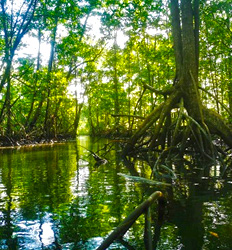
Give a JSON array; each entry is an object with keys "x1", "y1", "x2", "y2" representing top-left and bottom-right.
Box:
[{"x1": 122, "y1": 93, "x2": 232, "y2": 170}]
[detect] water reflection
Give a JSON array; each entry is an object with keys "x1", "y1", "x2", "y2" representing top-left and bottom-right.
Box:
[
  {"x1": 0, "y1": 136, "x2": 232, "y2": 249},
  {"x1": 14, "y1": 214, "x2": 55, "y2": 249}
]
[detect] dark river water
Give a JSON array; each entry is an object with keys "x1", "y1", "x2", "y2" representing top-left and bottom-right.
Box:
[{"x1": 0, "y1": 136, "x2": 232, "y2": 249}]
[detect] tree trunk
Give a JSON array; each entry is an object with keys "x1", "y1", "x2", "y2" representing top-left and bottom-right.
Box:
[
  {"x1": 6, "y1": 64, "x2": 11, "y2": 137},
  {"x1": 113, "y1": 35, "x2": 120, "y2": 134},
  {"x1": 228, "y1": 58, "x2": 232, "y2": 114},
  {"x1": 43, "y1": 12, "x2": 59, "y2": 139},
  {"x1": 73, "y1": 80, "x2": 83, "y2": 136},
  {"x1": 25, "y1": 28, "x2": 42, "y2": 130},
  {"x1": 123, "y1": 0, "x2": 232, "y2": 157},
  {"x1": 88, "y1": 97, "x2": 95, "y2": 136},
  {"x1": 0, "y1": 0, "x2": 38, "y2": 138},
  {"x1": 179, "y1": 0, "x2": 202, "y2": 121},
  {"x1": 27, "y1": 99, "x2": 44, "y2": 132}
]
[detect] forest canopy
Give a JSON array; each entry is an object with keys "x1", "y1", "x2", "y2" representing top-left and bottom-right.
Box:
[{"x1": 0, "y1": 0, "x2": 232, "y2": 159}]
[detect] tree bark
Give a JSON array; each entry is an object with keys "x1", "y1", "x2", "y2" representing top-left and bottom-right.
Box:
[
  {"x1": 180, "y1": 0, "x2": 202, "y2": 121},
  {"x1": 203, "y1": 108, "x2": 232, "y2": 148},
  {"x1": 170, "y1": 0, "x2": 183, "y2": 81},
  {"x1": 123, "y1": 0, "x2": 232, "y2": 157}
]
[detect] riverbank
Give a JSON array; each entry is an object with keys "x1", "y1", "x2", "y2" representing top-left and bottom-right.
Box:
[{"x1": 0, "y1": 135, "x2": 75, "y2": 148}]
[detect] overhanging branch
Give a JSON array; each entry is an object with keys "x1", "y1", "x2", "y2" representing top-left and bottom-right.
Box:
[{"x1": 143, "y1": 83, "x2": 174, "y2": 96}]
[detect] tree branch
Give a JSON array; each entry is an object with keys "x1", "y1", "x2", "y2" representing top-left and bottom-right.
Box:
[
  {"x1": 111, "y1": 114, "x2": 145, "y2": 120},
  {"x1": 143, "y1": 83, "x2": 174, "y2": 96},
  {"x1": 199, "y1": 86, "x2": 232, "y2": 118}
]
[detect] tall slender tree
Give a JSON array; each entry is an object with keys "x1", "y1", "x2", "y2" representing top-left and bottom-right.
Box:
[{"x1": 0, "y1": 0, "x2": 38, "y2": 136}]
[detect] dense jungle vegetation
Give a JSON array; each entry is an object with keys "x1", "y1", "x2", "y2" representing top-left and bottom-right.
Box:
[
  {"x1": 0, "y1": 0, "x2": 232, "y2": 160},
  {"x1": 1, "y1": 1, "x2": 232, "y2": 248}
]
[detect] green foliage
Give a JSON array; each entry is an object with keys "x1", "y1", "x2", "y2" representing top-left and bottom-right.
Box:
[
  {"x1": 200, "y1": 0, "x2": 232, "y2": 117},
  {"x1": 0, "y1": 0, "x2": 231, "y2": 142}
]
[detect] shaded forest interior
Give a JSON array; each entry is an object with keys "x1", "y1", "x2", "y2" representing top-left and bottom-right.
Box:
[{"x1": 0, "y1": 0, "x2": 232, "y2": 169}]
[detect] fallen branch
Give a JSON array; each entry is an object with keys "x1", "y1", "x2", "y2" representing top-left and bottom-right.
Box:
[
  {"x1": 96, "y1": 191, "x2": 163, "y2": 250},
  {"x1": 78, "y1": 145, "x2": 108, "y2": 165}
]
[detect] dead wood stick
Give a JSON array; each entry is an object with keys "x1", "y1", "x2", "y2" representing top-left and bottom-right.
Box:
[{"x1": 96, "y1": 191, "x2": 163, "y2": 250}]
